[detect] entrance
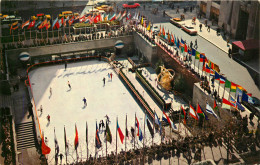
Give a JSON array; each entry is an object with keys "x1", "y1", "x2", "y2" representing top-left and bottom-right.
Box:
[{"x1": 236, "y1": 9, "x2": 249, "y2": 40}]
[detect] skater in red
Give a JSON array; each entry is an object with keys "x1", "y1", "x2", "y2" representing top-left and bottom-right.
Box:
[
  {"x1": 110, "y1": 72, "x2": 113, "y2": 81},
  {"x1": 47, "y1": 114, "x2": 50, "y2": 123}
]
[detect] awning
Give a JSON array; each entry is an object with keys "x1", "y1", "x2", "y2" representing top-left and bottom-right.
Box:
[{"x1": 232, "y1": 39, "x2": 259, "y2": 51}]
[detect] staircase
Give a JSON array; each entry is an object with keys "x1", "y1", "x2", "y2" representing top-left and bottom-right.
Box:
[{"x1": 15, "y1": 122, "x2": 36, "y2": 150}]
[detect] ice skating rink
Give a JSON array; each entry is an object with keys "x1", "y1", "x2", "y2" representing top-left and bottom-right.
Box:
[{"x1": 29, "y1": 60, "x2": 161, "y2": 164}]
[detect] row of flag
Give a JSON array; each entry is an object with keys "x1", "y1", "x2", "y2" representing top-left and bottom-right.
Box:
[
  {"x1": 9, "y1": 10, "x2": 132, "y2": 34},
  {"x1": 154, "y1": 25, "x2": 255, "y2": 105}
]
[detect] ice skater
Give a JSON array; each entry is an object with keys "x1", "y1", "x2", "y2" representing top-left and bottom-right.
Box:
[
  {"x1": 103, "y1": 77, "x2": 106, "y2": 86},
  {"x1": 108, "y1": 73, "x2": 110, "y2": 80},
  {"x1": 110, "y1": 72, "x2": 113, "y2": 81},
  {"x1": 83, "y1": 97, "x2": 87, "y2": 107},
  {"x1": 38, "y1": 105, "x2": 43, "y2": 113},
  {"x1": 65, "y1": 61, "x2": 67, "y2": 70},
  {"x1": 67, "y1": 81, "x2": 71, "y2": 89},
  {"x1": 47, "y1": 114, "x2": 50, "y2": 123}
]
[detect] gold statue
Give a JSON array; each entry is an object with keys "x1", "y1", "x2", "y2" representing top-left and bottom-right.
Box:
[{"x1": 157, "y1": 65, "x2": 175, "y2": 91}]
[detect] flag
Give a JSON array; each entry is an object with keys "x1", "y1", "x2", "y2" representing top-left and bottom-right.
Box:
[
  {"x1": 220, "y1": 75, "x2": 226, "y2": 84},
  {"x1": 171, "y1": 34, "x2": 174, "y2": 43},
  {"x1": 231, "y1": 82, "x2": 237, "y2": 92},
  {"x1": 41, "y1": 132, "x2": 51, "y2": 155},
  {"x1": 163, "y1": 111, "x2": 177, "y2": 129},
  {"x1": 208, "y1": 60, "x2": 214, "y2": 70},
  {"x1": 184, "y1": 44, "x2": 188, "y2": 52},
  {"x1": 64, "y1": 126, "x2": 68, "y2": 155},
  {"x1": 242, "y1": 92, "x2": 254, "y2": 104},
  {"x1": 237, "y1": 84, "x2": 246, "y2": 92},
  {"x1": 203, "y1": 63, "x2": 210, "y2": 73},
  {"x1": 199, "y1": 53, "x2": 205, "y2": 62},
  {"x1": 106, "y1": 121, "x2": 112, "y2": 143},
  {"x1": 54, "y1": 128, "x2": 59, "y2": 155},
  {"x1": 206, "y1": 102, "x2": 219, "y2": 119},
  {"x1": 55, "y1": 19, "x2": 62, "y2": 29},
  {"x1": 94, "y1": 14, "x2": 101, "y2": 23},
  {"x1": 192, "y1": 48, "x2": 196, "y2": 56},
  {"x1": 230, "y1": 96, "x2": 238, "y2": 110},
  {"x1": 214, "y1": 71, "x2": 220, "y2": 80},
  {"x1": 181, "y1": 106, "x2": 186, "y2": 125},
  {"x1": 74, "y1": 124, "x2": 79, "y2": 150},
  {"x1": 21, "y1": 20, "x2": 30, "y2": 29},
  {"x1": 27, "y1": 20, "x2": 36, "y2": 30},
  {"x1": 86, "y1": 122, "x2": 88, "y2": 148},
  {"x1": 214, "y1": 64, "x2": 220, "y2": 72},
  {"x1": 135, "y1": 117, "x2": 143, "y2": 141},
  {"x1": 197, "y1": 103, "x2": 209, "y2": 120},
  {"x1": 109, "y1": 13, "x2": 116, "y2": 21},
  {"x1": 176, "y1": 38, "x2": 180, "y2": 48},
  {"x1": 225, "y1": 79, "x2": 231, "y2": 88},
  {"x1": 38, "y1": 19, "x2": 47, "y2": 29},
  {"x1": 195, "y1": 51, "x2": 200, "y2": 59},
  {"x1": 222, "y1": 98, "x2": 233, "y2": 109},
  {"x1": 141, "y1": 16, "x2": 143, "y2": 25},
  {"x1": 214, "y1": 100, "x2": 219, "y2": 111},
  {"x1": 10, "y1": 21, "x2": 20, "y2": 34},
  {"x1": 154, "y1": 111, "x2": 162, "y2": 134},
  {"x1": 189, "y1": 104, "x2": 199, "y2": 120},
  {"x1": 236, "y1": 87, "x2": 243, "y2": 100},
  {"x1": 162, "y1": 27, "x2": 165, "y2": 37},
  {"x1": 146, "y1": 115, "x2": 154, "y2": 138},
  {"x1": 236, "y1": 99, "x2": 245, "y2": 111},
  {"x1": 52, "y1": 17, "x2": 58, "y2": 29},
  {"x1": 34, "y1": 20, "x2": 42, "y2": 28},
  {"x1": 126, "y1": 12, "x2": 131, "y2": 20},
  {"x1": 96, "y1": 121, "x2": 102, "y2": 148},
  {"x1": 117, "y1": 120, "x2": 124, "y2": 144},
  {"x1": 188, "y1": 47, "x2": 192, "y2": 55}
]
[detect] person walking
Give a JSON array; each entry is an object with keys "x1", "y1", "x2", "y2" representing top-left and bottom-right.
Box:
[
  {"x1": 65, "y1": 61, "x2": 67, "y2": 70},
  {"x1": 50, "y1": 87, "x2": 52, "y2": 96},
  {"x1": 83, "y1": 97, "x2": 87, "y2": 106},
  {"x1": 67, "y1": 81, "x2": 71, "y2": 89},
  {"x1": 199, "y1": 24, "x2": 202, "y2": 31},
  {"x1": 47, "y1": 114, "x2": 50, "y2": 123},
  {"x1": 195, "y1": 39, "x2": 198, "y2": 49},
  {"x1": 103, "y1": 77, "x2": 106, "y2": 86},
  {"x1": 110, "y1": 72, "x2": 113, "y2": 81},
  {"x1": 207, "y1": 25, "x2": 210, "y2": 32},
  {"x1": 59, "y1": 153, "x2": 64, "y2": 165},
  {"x1": 39, "y1": 105, "x2": 43, "y2": 113},
  {"x1": 228, "y1": 48, "x2": 232, "y2": 58}
]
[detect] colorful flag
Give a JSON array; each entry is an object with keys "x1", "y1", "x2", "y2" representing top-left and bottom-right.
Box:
[
  {"x1": 109, "y1": 13, "x2": 116, "y2": 21},
  {"x1": 135, "y1": 117, "x2": 143, "y2": 141},
  {"x1": 220, "y1": 75, "x2": 226, "y2": 84},
  {"x1": 222, "y1": 98, "x2": 233, "y2": 109},
  {"x1": 181, "y1": 106, "x2": 186, "y2": 125},
  {"x1": 206, "y1": 102, "x2": 219, "y2": 119},
  {"x1": 189, "y1": 104, "x2": 199, "y2": 120},
  {"x1": 34, "y1": 20, "x2": 42, "y2": 28},
  {"x1": 52, "y1": 17, "x2": 58, "y2": 29},
  {"x1": 203, "y1": 63, "x2": 210, "y2": 73},
  {"x1": 231, "y1": 82, "x2": 237, "y2": 92},
  {"x1": 54, "y1": 128, "x2": 59, "y2": 155},
  {"x1": 154, "y1": 111, "x2": 162, "y2": 134},
  {"x1": 21, "y1": 20, "x2": 30, "y2": 29},
  {"x1": 163, "y1": 111, "x2": 177, "y2": 129},
  {"x1": 214, "y1": 71, "x2": 220, "y2": 80},
  {"x1": 199, "y1": 53, "x2": 205, "y2": 62},
  {"x1": 214, "y1": 63, "x2": 220, "y2": 72},
  {"x1": 74, "y1": 124, "x2": 79, "y2": 150},
  {"x1": 197, "y1": 103, "x2": 209, "y2": 120},
  {"x1": 214, "y1": 100, "x2": 219, "y2": 111},
  {"x1": 171, "y1": 34, "x2": 174, "y2": 43},
  {"x1": 141, "y1": 16, "x2": 143, "y2": 25},
  {"x1": 192, "y1": 48, "x2": 196, "y2": 56},
  {"x1": 96, "y1": 121, "x2": 102, "y2": 148},
  {"x1": 230, "y1": 96, "x2": 238, "y2": 110},
  {"x1": 117, "y1": 120, "x2": 125, "y2": 144},
  {"x1": 236, "y1": 99, "x2": 245, "y2": 111},
  {"x1": 236, "y1": 87, "x2": 243, "y2": 100},
  {"x1": 38, "y1": 19, "x2": 47, "y2": 29},
  {"x1": 146, "y1": 115, "x2": 154, "y2": 138},
  {"x1": 225, "y1": 79, "x2": 231, "y2": 88},
  {"x1": 106, "y1": 121, "x2": 112, "y2": 143},
  {"x1": 242, "y1": 92, "x2": 254, "y2": 104},
  {"x1": 195, "y1": 51, "x2": 200, "y2": 59},
  {"x1": 41, "y1": 132, "x2": 51, "y2": 155}
]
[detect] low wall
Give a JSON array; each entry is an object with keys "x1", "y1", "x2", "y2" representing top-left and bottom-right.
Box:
[{"x1": 192, "y1": 82, "x2": 214, "y2": 109}]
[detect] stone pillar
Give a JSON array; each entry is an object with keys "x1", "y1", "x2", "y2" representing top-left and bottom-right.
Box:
[{"x1": 206, "y1": 1, "x2": 212, "y2": 19}]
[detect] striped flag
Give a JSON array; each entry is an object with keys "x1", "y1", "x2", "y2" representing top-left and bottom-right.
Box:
[
  {"x1": 21, "y1": 20, "x2": 30, "y2": 29},
  {"x1": 189, "y1": 104, "x2": 199, "y2": 120},
  {"x1": 206, "y1": 102, "x2": 219, "y2": 119},
  {"x1": 135, "y1": 117, "x2": 143, "y2": 141},
  {"x1": 74, "y1": 124, "x2": 79, "y2": 150},
  {"x1": 117, "y1": 120, "x2": 125, "y2": 144},
  {"x1": 96, "y1": 121, "x2": 102, "y2": 148},
  {"x1": 222, "y1": 98, "x2": 233, "y2": 109},
  {"x1": 163, "y1": 111, "x2": 177, "y2": 129}
]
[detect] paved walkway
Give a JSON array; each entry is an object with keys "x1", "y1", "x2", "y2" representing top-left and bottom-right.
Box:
[{"x1": 165, "y1": 8, "x2": 234, "y2": 53}]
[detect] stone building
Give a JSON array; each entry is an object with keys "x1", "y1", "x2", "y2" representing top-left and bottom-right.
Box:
[{"x1": 198, "y1": 0, "x2": 259, "y2": 40}]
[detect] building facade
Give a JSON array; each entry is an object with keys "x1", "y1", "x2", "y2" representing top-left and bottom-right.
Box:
[{"x1": 198, "y1": 0, "x2": 259, "y2": 40}]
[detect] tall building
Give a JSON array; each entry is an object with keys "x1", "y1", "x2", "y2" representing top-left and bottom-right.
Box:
[{"x1": 198, "y1": 0, "x2": 259, "y2": 40}]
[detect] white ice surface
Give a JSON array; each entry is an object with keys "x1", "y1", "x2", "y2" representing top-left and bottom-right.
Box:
[{"x1": 29, "y1": 60, "x2": 162, "y2": 164}]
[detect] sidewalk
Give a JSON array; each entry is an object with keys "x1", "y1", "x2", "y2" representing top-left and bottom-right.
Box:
[{"x1": 165, "y1": 8, "x2": 233, "y2": 53}]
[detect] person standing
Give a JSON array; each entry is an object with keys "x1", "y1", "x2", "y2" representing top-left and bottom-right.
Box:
[
  {"x1": 83, "y1": 97, "x2": 87, "y2": 106},
  {"x1": 67, "y1": 81, "x2": 71, "y2": 89},
  {"x1": 195, "y1": 39, "x2": 198, "y2": 49},
  {"x1": 39, "y1": 105, "x2": 43, "y2": 113},
  {"x1": 103, "y1": 77, "x2": 106, "y2": 86},
  {"x1": 228, "y1": 48, "x2": 232, "y2": 58},
  {"x1": 50, "y1": 87, "x2": 52, "y2": 96},
  {"x1": 59, "y1": 153, "x2": 64, "y2": 165},
  {"x1": 199, "y1": 24, "x2": 202, "y2": 31},
  {"x1": 47, "y1": 114, "x2": 50, "y2": 123},
  {"x1": 207, "y1": 25, "x2": 210, "y2": 32},
  {"x1": 110, "y1": 72, "x2": 113, "y2": 81},
  {"x1": 65, "y1": 61, "x2": 67, "y2": 70}
]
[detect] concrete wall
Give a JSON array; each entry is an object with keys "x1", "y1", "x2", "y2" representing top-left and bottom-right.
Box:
[
  {"x1": 247, "y1": 2, "x2": 260, "y2": 40},
  {"x1": 192, "y1": 82, "x2": 214, "y2": 110},
  {"x1": 156, "y1": 46, "x2": 201, "y2": 91},
  {"x1": 6, "y1": 35, "x2": 134, "y2": 61},
  {"x1": 133, "y1": 32, "x2": 158, "y2": 65}
]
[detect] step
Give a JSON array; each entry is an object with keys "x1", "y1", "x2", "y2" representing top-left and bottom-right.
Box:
[
  {"x1": 16, "y1": 126, "x2": 33, "y2": 133},
  {"x1": 17, "y1": 140, "x2": 35, "y2": 146},
  {"x1": 16, "y1": 121, "x2": 33, "y2": 126},
  {"x1": 16, "y1": 122, "x2": 33, "y2": 128},
  {"x1": 17, "y1": 144, "x2": 36, "y2": 150},
  {"x1": 16, "y1": 131, "x2": 34, "y2": 136},
  {"x1": 16, "y1": 135, "x2": 35, "y2": 142}
]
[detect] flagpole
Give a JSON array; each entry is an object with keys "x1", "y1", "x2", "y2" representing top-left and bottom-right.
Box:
[
  {"x1": 222, "y1": 78, "x2": 226, "y2": 99},
  {"x1": 95, "y1": 120, "x2": 97, "y2": 159},
  {"x1": 24, "y1": 28, "x2": 26, "y2": 41},
  {"x1": 54, "y1": 127, "x2": 57, "y2": 165},
  {"x1": 152, "y1": 109, "x2": 155, "y2": 147},
  {"x1": 178, "y1": 106, "x2": 181, "y2": 132},
  {"x1": 116, "y1": 116, "x2": 118, "y2": 163},
  {"x1": 134, "y1": 113, "x2": 136, "y2": 150},
  {"x1": 64, "y1": 125, "x2": 67, "y2": 165},
  {"x1": 86, "y1": 121, "x2": 88, "y2": 160},
  {"x1": 197, "y1": 61, "x2": 200, "y2": 76},
  {"x1": 218, "y1": 79, "x2": 221, "y2": 98},
  {"x1": 106, "y1": 123, "x2": 107, "y2": 158},
  {"x1": 193, "y1": 56, "x2": 196, "y2": 71},
  {"x1": 143, "y1": 112, "x2": 145, "y2": 150},
  {"x1": 125, "y1": 113, "x2": 127, "y2": 152}
]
